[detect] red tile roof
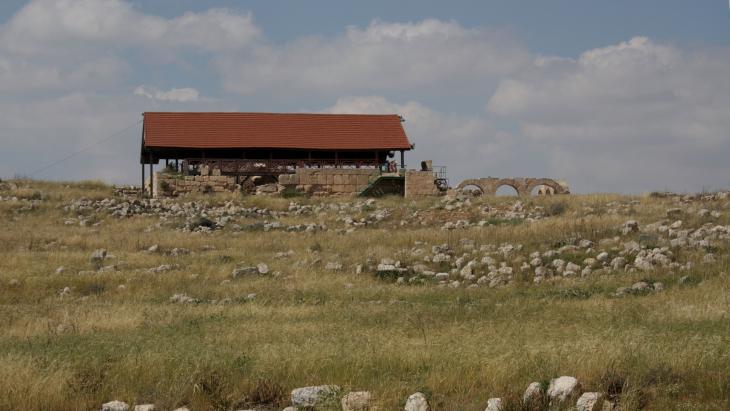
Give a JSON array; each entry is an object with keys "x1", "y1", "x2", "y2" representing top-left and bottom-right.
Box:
[{"x1": 143, "y1": 112, "x2": 412, "y2": 151}]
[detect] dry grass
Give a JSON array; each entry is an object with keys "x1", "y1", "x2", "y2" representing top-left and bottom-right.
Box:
[{"x1": 0, "y1": 181, "x2": 728, "y2": 410}]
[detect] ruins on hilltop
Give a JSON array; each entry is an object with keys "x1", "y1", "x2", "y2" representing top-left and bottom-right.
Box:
[{"x1": 139, "y1": 111, "x2": 567, "y2": 197}]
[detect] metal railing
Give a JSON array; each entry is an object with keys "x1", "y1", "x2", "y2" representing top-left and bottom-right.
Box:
[{"x1": 181, "y1": 158, "x2": 382, "y2": 176}]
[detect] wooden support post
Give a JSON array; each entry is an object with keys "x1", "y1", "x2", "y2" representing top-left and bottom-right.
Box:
[
  {"x1": 400, "y1": 150, "x2": 405, "y2": 169},
  {"x1": 148, "y1": 158, "x2": 153, "y2": 197},
  {"x1": 141, "y1": 163, "x2": 145, "y2": 196},
  {"x1": 175, "y1": 158, "x2": 179, "y2": 172}
]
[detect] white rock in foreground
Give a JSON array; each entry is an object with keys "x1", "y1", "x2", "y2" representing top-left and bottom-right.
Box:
[
  {"x1": 101, "y1": 401, "x2": 129, "y2": 411},
  {"x1": 485, "y1": 397, "x2": 502, "y2": 411},
  {"x1": 133, "y1": 405, "x2": 155, "y2": 411},
  {"x1": 547, "y1": 376, "x2": 580, "y2": 403},
  {"x1": 523, "y1": 381, "x2": 544, "y2": 406},
  {"x1": 341, "y1": 391, "x2": 372, "y2": 411},
  {"x1": 404, "y1": 392, "x2": 430, "y2": 411},
  {"x1": 291, "y1": 385, "x2": 339, "y2": 407},
  {"x1": 576, "y1": 392, "x2": 611, "y2": 411}
]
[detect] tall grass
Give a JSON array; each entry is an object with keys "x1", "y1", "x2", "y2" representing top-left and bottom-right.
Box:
[{"x1": 0, "y1": 181, "x2": 728, "y2": 410}]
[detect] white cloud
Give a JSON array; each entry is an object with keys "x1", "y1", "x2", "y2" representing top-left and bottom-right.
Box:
[
  {"x1": 0, "y1": 0, "x2": 259, "y2": 55},
  {"x1": 218, "y1": 19, "x2": 530, "y2": 96},
  {"x1": 0, "y1": 0, "x2": 258, "y2": 94},
  {"x1": 134, "y1": 85, "x2": 201, "y2": 102},
  {"x1": 487, "y1": 37, "x2": 730, "y2": 192}
]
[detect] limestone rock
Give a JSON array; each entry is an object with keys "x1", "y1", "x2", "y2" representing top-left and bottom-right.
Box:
[
  {"x1": 101, "y1": 401, "x2": 129, "y2": 411},
  {"x1": 523, "y1": 382, "x2": 545, "y2": 408},
  {"x1": 133, "y1": 405, "x2": 155, "y2": 411},
  {"x1": 291, "y1": 385, "x2": 339, "y2": 407},
  {"x1": 341, "y1": 391, "x2": 372, "y2": 411},
  {"x1": 576, "y1": 392, "x2": 610, "y2": 411},
  {"x1": 91, "y1": 249, "x2": 107, "y2": 263},
  {"x1": 404, "y1": 392, "x2": 430, "y2": 411},
  {"x1": 257, "y1": 263, "x2": 269, "y2": 274},
  {"x1": 485, "y1": 397, "x2": 502, "y2": 411},
  {"x1": 547, "y1": 376, "x2": 580, "y2": 403}
]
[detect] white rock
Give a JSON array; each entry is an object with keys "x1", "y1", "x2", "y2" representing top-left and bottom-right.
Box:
[
  {"x1": 566, "y1": 262, "x2": 581, "y2": 273},
  {"x1": 91, "y1": 249, "x2": 107, "y2": 263},
  {"x1": 485, "y1": 397, "x2": 502, "y2": 411},
  {"x1": 547, "y1": 376, "x2": 580, "y2": 403},
  {"x1": 576, "y1": 392, "x2": 606, "y2": 411},
  {"x1": 596, "y1": 252, "x2": 609, "y2": 262},
  {"x1": 610, "y1": 257, "x2": 627, "y2": 271},
  {"x1": 434, "y1": 272, "x2": 450, "y2": 281},
  {"x1": 257, "y1": 263, "x2": 269, "y2": 274},
  {"x1": 523, "y1": 382, "x2": 544, "y2": 406},
  {"x1": 325, "y1": 262, "x2": 343, "y2": 271},
  {"x1": 291, "y1": 385, "x2": 339, "y2": 407},
  {"x1": 101, "y1": 401, "x2": 129, "y2": 411},
  {"x1": 404, "y1": 392, "x2": 430, "y2": 411},
  {"x1": 133, "y1": 405, "x2": 155, "y2": 411},
  {"x1": 341, "y1": 391, "x2": 372, "y2": 411}
]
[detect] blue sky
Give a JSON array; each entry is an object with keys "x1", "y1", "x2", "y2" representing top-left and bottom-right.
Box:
[{"x1": 1, "y1": 0, "x2": 729, "y2": 192}]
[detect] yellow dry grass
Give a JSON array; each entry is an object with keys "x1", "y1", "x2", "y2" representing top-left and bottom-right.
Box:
[{"x1": 0, "y1": 180, "x2": 728, "y2": 410}]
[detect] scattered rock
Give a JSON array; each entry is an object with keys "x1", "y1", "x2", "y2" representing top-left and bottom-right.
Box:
[
  {"x1": 290, "y1": 385, "x2": 340, "y2": 408},
  {"x1": 169, "y1": 293, "x2": 198, "y2": 304},
  {"x1": 523, "y1": 382, "x2": 545, "y2": 408},
  {"x1": 101, "y1": 401, "x2": 129, "y2": 411},
  {"x1": 133, "y1": 405, "x2": 155, "y2": 411},
  {"x1": 576, "y1": 392, "x2": 610, "y2": 411},
  {"x1": 547, "y1": 376, "x2": 580, "y2": 404},
  {"x1": 90, "y1": 249, "x2": 107, "y2": 263},
  {"x1": 257, "y1": 263, "x2": 269, "y2": 274},
  {"x1": 485, "y1": 397, "x2": 502, "y2": 411},
  {"x1": 340, "y1": 391, "x2": 372, "y2": 411},
  {"x1": 325, "y1": 262, "x2": 343, "y2": 271},
  {"x1": 404, "y1": 392, "x2": 430, "y2": 411}
]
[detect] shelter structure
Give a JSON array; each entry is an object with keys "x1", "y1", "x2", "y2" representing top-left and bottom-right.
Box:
[{"x1": 140, "y1": 112, "x2": 413, "y2": 195}]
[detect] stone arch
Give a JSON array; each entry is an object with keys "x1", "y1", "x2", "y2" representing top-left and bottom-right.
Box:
[
  {"x1": 531, "y1": 185, "x2": 555, "y2": 196},
  {"x1": 495, "y1": 178, "x2": 527, "y2": 195},
  {"x1": 456, "y1": 179, "x2": 493, "y2": 195},
  {"x1": 524, "y1": 178, "x2": 569, "y2": 196},
  {"x1": 457, "y1": 177, "x2": 569, "y2": 197}
]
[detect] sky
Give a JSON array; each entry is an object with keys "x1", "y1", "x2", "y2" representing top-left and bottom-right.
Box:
[{"x1": 1, "y1": 0, "x2": 729, "y2": 193}]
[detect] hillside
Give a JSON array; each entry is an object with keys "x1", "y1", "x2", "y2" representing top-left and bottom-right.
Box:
[{"x1": 0, "y1": 180, "x2": 728, "y2": 410}]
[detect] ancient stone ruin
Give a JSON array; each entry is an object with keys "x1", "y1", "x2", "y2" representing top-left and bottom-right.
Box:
[{"x1": 456, "y1": 177, "x2": 570, "y2": 196}]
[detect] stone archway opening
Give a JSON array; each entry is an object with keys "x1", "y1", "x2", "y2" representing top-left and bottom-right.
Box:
[
  {"x1": 531, "y1": 184, "x2": 555, "y2": 196},
  {"x1": 460, "y1": 184, "x2": 484, "y2": 196},
  {"x1": 496, "y1": 184, "x2": 519, "y2": 196}
]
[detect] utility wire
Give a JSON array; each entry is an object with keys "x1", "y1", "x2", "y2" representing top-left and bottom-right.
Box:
[{"x1": 28, "y1": 119, "x2": 142, "y2": 178}]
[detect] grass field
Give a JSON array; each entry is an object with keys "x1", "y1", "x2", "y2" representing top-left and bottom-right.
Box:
[{"x1": 0, "y1": 180, "x2": 728, "y2": 410}]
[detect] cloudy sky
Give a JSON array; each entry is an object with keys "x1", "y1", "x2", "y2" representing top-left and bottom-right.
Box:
[{"x1": 1, "y1": 0, "x2": 729, "y2": 193}]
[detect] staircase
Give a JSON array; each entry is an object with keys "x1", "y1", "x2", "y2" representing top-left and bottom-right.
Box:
[{"x1": 358, "y1": 175, "x2": 405, "y2": 197}]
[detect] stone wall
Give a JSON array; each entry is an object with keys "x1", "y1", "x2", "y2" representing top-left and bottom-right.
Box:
[
  {"x1": 155, "y1": 172, "x2": 238, "y2": 197},
  {"x1": 405, "y1": 170, "x2": 439, "y2": 197},
  {"x1": 279, "y1": 168, "x2": 378, "y2": 195}
]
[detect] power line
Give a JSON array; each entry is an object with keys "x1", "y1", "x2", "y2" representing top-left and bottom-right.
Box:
[{"x1": 28, "y1": 119, "x2": 142, "y2": 178}]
